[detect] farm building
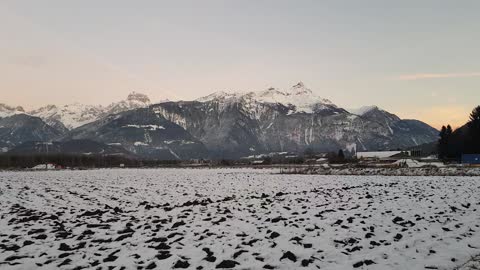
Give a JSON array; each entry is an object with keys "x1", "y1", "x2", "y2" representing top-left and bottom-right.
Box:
[{"x1": 356, "y1": 151, "x2": 411, "y2": 159}]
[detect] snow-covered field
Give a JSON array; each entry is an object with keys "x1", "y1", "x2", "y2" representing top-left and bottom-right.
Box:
[{"x1": 0, "y1": 168, "x2": 479, "y2": 270}]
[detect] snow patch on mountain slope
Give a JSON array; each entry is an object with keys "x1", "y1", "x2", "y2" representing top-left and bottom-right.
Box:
[
  {"x1": 123, "y1": 124, "x2": 165, "y2": 131},
  {"x1": 153, "y1": 107, "x2": 188, "y2": 130},
  {"x1": 348, "y1": 105, "x2": 379, "y2": 116}
]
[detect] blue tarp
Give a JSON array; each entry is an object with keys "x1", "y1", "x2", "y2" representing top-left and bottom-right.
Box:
[{"x1": 462, "y1": 154, "x2": 480, "y2": 164}]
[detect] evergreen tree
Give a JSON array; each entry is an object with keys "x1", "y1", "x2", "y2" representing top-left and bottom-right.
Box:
[
  {"x1": 446, "y1": 125, "x2": 453, "y2": 135},
  {"x1": 438, "y1": 126, "x2": 447, "y2": 160},
  {"x1": 438, "y1": 105, "x2": 480, "y2": 159},
  {"x1": 467, "y1": 106, "x2": 480, "y2": 153},
  {"x1": 469, "y1": 106, "x2": 480, "y2": 123},
  {"x1": 445, "y1": 125, "x2": 453, "y2": 158}
]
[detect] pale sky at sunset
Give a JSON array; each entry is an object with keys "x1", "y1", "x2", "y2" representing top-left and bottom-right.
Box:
[{"x1": 1, "y1": 0, "x2": 479, "y2": 129}]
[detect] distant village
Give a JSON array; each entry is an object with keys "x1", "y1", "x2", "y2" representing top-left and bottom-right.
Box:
[{"x1": 20, "y1": 146, "x2": 480, "y2": 172}]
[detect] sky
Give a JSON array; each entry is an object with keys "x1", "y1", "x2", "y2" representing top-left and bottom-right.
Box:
[{"x1": 1, "y1": 0, "x2": 479, "y2": 129}]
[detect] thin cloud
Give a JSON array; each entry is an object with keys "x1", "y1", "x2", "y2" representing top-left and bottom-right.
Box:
[{"x1": 394, "y1": 72, "x2": 480, "y2": 81}]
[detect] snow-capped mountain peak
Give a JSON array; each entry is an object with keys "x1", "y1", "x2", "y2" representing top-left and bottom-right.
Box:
[
  {"x1": 293, "y1": 81, "x2": 305, "y2": 88},
  {"x1": 0, "y1": 103, "x2": 25, "y2": 118},
  {"x1": 126, "y1": 91, "x2": 151, "y2": 105},
  {"x1": 196, "y1": 82, "x2": 339, "y2": 114},
  {"x1": 29, "y1": 103, "x2": 104, "y2": 130},
  {"x1": 289, "y1": 81, "x2": 312, "y2": 95},
  {"x1": 27, "y1": 92, "x2": 153, "y2": 130},
  {"x1": 105, "y1": 91, "x2": 152, "y2": 116},
  {"x1": 252, "y1": 83, "x2": 337, "y2": 113},
  {"x1": 196, "y1": 91, "x2": 241, "y2": 102}
]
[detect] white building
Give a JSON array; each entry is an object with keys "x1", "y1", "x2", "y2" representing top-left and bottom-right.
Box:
[
  {"x1": 356, "y1": 151, "x2": 410, "y2": 159},
  {"x1": 31, "y1": 163, "x2": 57, "y2": 170}
]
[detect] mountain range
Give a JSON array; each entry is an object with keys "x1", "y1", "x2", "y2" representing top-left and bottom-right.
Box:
[{"x1": 0, "y1": 83, "x2": 439, "y2": 159}]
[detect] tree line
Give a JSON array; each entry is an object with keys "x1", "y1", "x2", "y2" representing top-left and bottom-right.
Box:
[
  {"x1": 438, "y1": 106, "x2": 480, "y2": 160},
  {"x1": 0, "y1": 154, "x2": 181, "y2": 169}
]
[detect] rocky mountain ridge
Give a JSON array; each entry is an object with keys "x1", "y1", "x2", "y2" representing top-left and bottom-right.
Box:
[
  {"x1": 0, "y1": 83, "x2": 439, "y2": 158},
  {"x1": 27, "y1": 91, "x2": 152, "y2": 130}
]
